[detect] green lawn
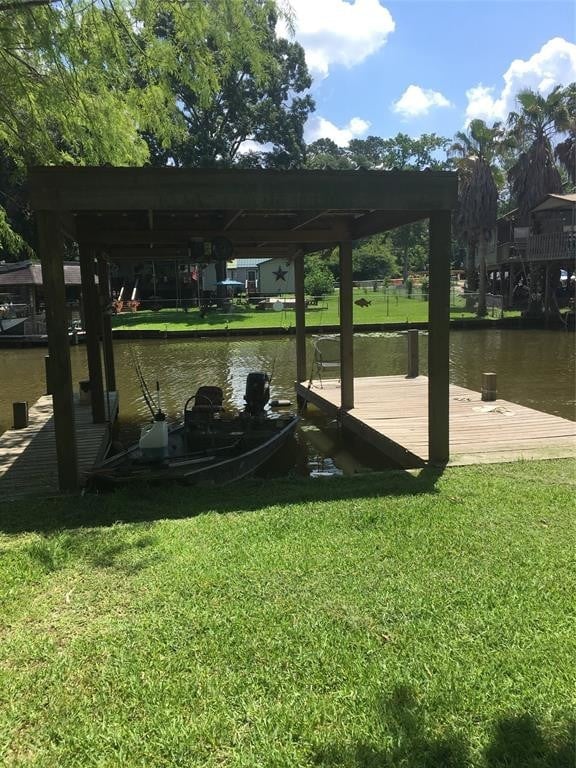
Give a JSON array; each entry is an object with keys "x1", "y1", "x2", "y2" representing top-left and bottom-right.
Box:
[
  {"x1": 1, "y1": 459, "x2": 574, "y2": 766},
  {"x1": 112, "y1": 291, "x2": 507, "y2": 332}
]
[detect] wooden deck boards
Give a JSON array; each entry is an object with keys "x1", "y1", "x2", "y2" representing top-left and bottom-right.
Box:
[
  {"x1": 0, "y1": 393, "x2": 118, "y2": 498},
  {"x1": 297, "y1": 375, "x2": 576, "y2": 468}
]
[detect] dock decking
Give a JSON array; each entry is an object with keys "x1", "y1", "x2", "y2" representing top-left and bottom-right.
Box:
[
  {"x1": 297, "y1": 375, "x2": 576, "y2": 467},
  {"x1": 0, "y1": 393, "x2": 118, "y2": 498}
]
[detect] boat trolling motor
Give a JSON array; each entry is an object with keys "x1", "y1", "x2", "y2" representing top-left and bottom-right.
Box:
[{"x1": 244, "y1": 372, "x2": 270, "y2": 416}]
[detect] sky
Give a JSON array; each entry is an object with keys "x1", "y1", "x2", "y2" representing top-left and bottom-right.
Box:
[{"x1": 275, "y1": 0, "x2": 576, "y2": 147}]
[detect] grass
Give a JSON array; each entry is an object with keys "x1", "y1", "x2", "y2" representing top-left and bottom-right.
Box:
[
  {"x1": 111, "y1": 291, "x2": 513, "y2": 332},
  {"x1": 1, "y1": 459, "x2": 574, "y2": 766}
]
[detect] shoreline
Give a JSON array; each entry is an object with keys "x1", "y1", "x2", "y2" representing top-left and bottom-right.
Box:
[{"x1": 0, "y1": 315, "x2": 572, "y2": 347}]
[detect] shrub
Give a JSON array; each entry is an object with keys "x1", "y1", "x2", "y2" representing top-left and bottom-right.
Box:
[{"x1": 305, "y1": 264, "x2": 335, "y2": 297}]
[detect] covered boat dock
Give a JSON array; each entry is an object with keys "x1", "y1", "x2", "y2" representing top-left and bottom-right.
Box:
[{"x1": 28, "y1": 166, "x2": 457, "y2": 490}]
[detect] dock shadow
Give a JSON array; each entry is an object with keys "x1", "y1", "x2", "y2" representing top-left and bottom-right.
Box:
[{"x1": 0, "y1": 464, "x2": 445, "y2": 535}]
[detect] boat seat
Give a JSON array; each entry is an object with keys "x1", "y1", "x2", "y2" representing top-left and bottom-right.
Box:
[{"x1": 185, "y1": 386, "x2": 224, "y2": 422}]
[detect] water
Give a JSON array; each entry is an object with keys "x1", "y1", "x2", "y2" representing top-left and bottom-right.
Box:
[{"x1": 0, "y1": 330, "x2": 574, "y2": 472}]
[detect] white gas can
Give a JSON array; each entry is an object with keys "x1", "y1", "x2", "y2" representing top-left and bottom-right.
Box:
[{"x1": 139, "y1": 417, "x2": 168, "y2": 461}]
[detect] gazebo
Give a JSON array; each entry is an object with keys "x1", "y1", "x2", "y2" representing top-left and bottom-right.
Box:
[{"x1": 28, "y1": 166, "x2": 458, "y2": 490}]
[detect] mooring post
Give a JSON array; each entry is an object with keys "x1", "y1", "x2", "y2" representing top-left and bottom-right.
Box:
[
  {"x1": 481, "y1": 372, "x2": 497, "y2": 401},
  {"x1": 13, "y1": 401, "x2": 28, "y2": 429},
  {"x1": 407, "y1": 329, "x2": 419, "y2": 378}
]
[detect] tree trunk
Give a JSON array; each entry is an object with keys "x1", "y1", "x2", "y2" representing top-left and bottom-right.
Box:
[
  {"x1": 477, "y1": 240, "x2": 487, "y2": 317},
  {"x1": 465, "y1": 242, "x2": 477, "y2": 311}
]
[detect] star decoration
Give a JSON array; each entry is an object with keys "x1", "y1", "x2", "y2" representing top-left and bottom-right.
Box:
[{"x1": 273, "y1": 266, "x2": 288, "y2": 281}]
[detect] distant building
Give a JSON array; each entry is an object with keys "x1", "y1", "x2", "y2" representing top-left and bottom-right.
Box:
[
  {"x1": 0, "y1": 260, "x2": 81, "y2": 314},
  {"x1": 492, "y1": 193, "x2": 576, "y2": 310}
]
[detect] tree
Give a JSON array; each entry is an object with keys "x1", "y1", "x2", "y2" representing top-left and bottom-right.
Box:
[
  {"x1": 304, "y1": 260, "x2": 335, "y2": 297},
  {"x1": 507, "y1": 86, "x2": 571, "y2": 224},
  {"x1": 142, "y1": 0, "x2": 314, "y2": 169},
  {"x1": 0, "y1": 0, "x2": 167, "y2": 252},
  {"x1": 450, "y1": 119, "x2": 504, "y2": 316},
  {"x1": 506, "y1": 86, "x2": 573, "y2": 317},
  {"x1": 554, "y1": 83, "x2": 576, "y2": 187},
  {"x1": 305, "y1": 138, "x2": 354, "y2": 170},
  {"x1": 0, "y1": 0, "x2": 310, "y2": 256},
  {"x1": 352, "y1": 234, "x2": 399, "y2": 280}
]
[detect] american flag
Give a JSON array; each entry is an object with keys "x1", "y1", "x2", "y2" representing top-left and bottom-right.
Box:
[{"x1": 190, "y1": 265, "x2": 199, "y2": 282}]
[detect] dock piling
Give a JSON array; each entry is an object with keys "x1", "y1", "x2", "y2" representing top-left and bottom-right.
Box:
[
  {"x1": 481, "y1": 372, "x2": 497, "y2": 401},
  {"x1": 44, "y1": 355, "x2": 52, "y2": 395},
  {"x1": 12, "y1": 402, "x2": 28, "y2": 429},
  {"x1": 407, "y1": 329, "x2": 419, "y2": 378}
]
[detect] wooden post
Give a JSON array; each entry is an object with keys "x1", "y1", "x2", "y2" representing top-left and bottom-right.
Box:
[
  {"x1": 294, "y1": 252, "x2": 307, "y2": 385},
  {"x1": 13, "y1": 402, "x2": 28, "y2": 429},
  {"x1": 44, "y1": 355, "x2": 52, "y2": 395},
  {"x1": 543, "y1": 262, "x2": 550, "y2": 323},
  {"x1": 428, "y1": 211, "x2": 451, "y2": 465},
  {"x1": 508, "y1": 263, "x2": 515, "y2": 308},
  {"x1": 79, "y1": 244, "x2": 105, "y2": 423},
  {"x1": 97, "y1": 256, "x2": 117, "y2": 393},
  {"x1": 339, "y1": 240, "x2": 354, "y2": 410},
  {"x1": 37, "y1": 211, "x2": 79, "y2": 491},
  {"x1": 407, "y1": 329, "x2": 419, "y2": 378},
  {"x1": 481, "y1": 372, "x2": 497, "y2": 401}
]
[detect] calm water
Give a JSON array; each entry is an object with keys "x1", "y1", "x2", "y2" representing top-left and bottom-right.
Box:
[{"x1": 0, "y1": 330, "x2": 574, "y2": 470}]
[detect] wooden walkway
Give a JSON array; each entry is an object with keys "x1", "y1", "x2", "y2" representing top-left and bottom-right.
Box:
[
  {"x1": 0, "y1": 393, "x2": 118, "y2": 498},
  {"x1": 297, "y1": 376, "x2": 576, "y2": 468}
]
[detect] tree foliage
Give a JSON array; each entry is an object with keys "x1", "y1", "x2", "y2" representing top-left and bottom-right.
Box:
[
  {"x1": 507, "y1": 86, "x2": 571, "y2": 224},
  {"x1": 352, "y1": 234, "x2": 398, "y2": 280},
  {"x1": 0, "y1": 0, "x2": 313, "y2": 256},
  {"x1": 304, "y1": 258, "x2": 335, "y2": 297},
  {"x1": 305, "y1": 132, "x2": 449, "y2": 171},
  {"x1": 142, "y1": 0, "x2": 313, "y2": 169}
]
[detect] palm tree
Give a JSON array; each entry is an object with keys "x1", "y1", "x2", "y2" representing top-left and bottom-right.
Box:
[
  {"x1": 450, "y1": 119, "x2": 504, "y2": 317},
  {"x1": 554, "y1": 84, "x2": 576, "y2": 187},
  {"x1": 507, "y1": 86, "x2": 571, "y2": 224},
  {"x1": 507, "y1": 86, "x2": 572, "y2": 318}
]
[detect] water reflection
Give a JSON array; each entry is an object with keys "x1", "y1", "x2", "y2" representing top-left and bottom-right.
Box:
[{"x1": 1, "y1": 330, "x2": 574, "y2": 475}]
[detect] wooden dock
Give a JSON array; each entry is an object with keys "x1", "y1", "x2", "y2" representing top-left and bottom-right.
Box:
[
  {"x1": 297, "y1": 376, "x2": 576, "y2": 468},
  {"x1": 0, "y1": 393, "x2": 118, "y2": 498}
]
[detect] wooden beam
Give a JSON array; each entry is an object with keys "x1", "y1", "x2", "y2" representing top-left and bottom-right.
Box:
[
  {"x1": 428, "y1": 211, "x2": 451, "y2": 465},
  {"x1": 37, "y1": 210, "x2": 79, "y2": 491},
  {"x1": 97, "y1": 257, "x2": 117, "y2": 393},
  {"x1": 351, "y1": 210, "x2": 428, "y2": 239},
  {"x1": 77, "y1": 226, "x2": 349, "y2": 247},
  {"x1": 339, "y1": 240, "x2": 354, "y2": 410},
  {"x1": 223, "y1": 210, "x2": 243, "y2": 230},
  {"x1": 79, "y1": 245, "x2": 105, "y2": 423},
  {"x1": 291, "y1": 211, "x2": 327, "y2": 230},
  {"x1": 29, "y1": 167, "x2": 459, "y2": 213},
  {"x1": 294, "y1": 253, "x2": 307, "y2": 385}
]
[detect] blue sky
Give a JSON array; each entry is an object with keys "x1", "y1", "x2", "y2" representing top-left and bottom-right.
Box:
[{"x1": 277, "y1": 0, "x2": 576, "y2": 146}]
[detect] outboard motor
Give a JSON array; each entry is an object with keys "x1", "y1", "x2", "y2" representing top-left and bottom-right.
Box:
[{"x1": 244, "y1": 372, "x2": 270, "y2": 415}]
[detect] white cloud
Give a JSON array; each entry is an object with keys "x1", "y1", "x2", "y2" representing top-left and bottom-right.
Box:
[
  {"x1": 465, "y1": 37, "x2": 576, "y2": 124},
  {"x1": 236, "y1": 139, "x2": 271, "y2": 155},
  {"x1": 278, "y1": 0, "x2": 395, "y2": 79},
  {"x1": 392, "y1": 85, "x2": 452, "y2": 118},
  {"x1": 305, "y1": 116, "x2": 371, "y2": 146}
]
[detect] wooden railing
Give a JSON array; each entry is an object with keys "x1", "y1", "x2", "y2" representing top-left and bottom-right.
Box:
[{"x1": 526, "y1": 232, "x2": 576, "y2": 262}]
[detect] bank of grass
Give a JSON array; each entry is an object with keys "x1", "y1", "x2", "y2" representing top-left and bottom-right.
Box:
[
  {"x1": 1, "y1": 459, "x2": 574, "y2": 766},
  {"x1": 112, "y1": 291, "x2": 505, "y2": 333}
]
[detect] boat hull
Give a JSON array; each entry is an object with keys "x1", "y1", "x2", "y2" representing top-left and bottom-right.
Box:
[{"x1": 91, "y1": 413, "x2": 299, "y2": 487}]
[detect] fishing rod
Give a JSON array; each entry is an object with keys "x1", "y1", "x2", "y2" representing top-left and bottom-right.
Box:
[{"x1": 130, "y1": 349, "x2": 156, "y2": 417}]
